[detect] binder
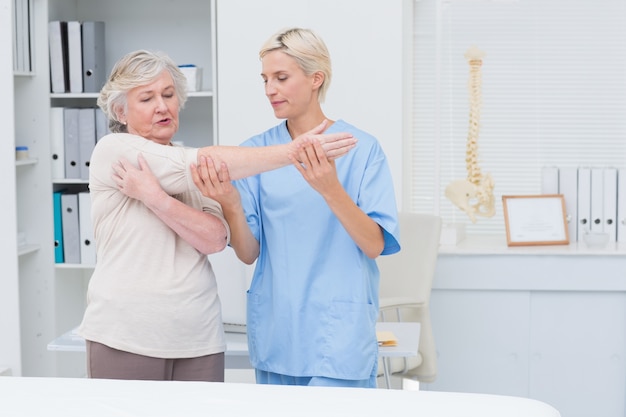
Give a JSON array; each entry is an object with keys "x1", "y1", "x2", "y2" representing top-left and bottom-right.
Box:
[
  {"x1": 95, "y1": 108, "x2": 110, "y2": 142},
  {"x1": 66, "y1": 21, "x2": 83, "y2": 93},
  {"x1": 63, "y1": 108, "x2": 80, "y2": 179},
  {"x1": 12, "y1": 0, "x2": 19, "y2": 71},
  {"x1": 48, "y1": 21, "x2": 68, "y2": 93},
  {"x1": 78, "y1": 108, "x2": 96, "y2": 180},
  {"x1": 14, "y1": 0, "x2": 25, "y2": 72},
  {"x1": 78, "y1": 191, "x2": 96, "y2": 265},
  {"x1": 81, "y1": 21, "x2": 106, "y2": 93},
  {"x1": 618, "y1": 169, "x2": 626, "y2": 242},
  {"x1": 52, "y1": 190, "x2": 65, "y2": 263},
  {"x1": 50, "y1": 107, "x2": 66, "y2": 180},
  {"x1": 541, "y1": 166, "x2": 559, "y2": 194},
  {"x1": 590, "y1": 168, "x2": 604, "y2": 233},
  {"x1": 14, "y1": 0, "x2": 33, "y2": 72},
  {"x1": 603, "y1": 167, "x2": 618, "y2": 241},
  {"x1": 61, "y1": 192, "x2": 81, "y2": 264},
  {"x1": 26, "y1": 0, "x2": 34, "y2": 72},
  {"x1": 558, "y1": 167, "x2": 578, "y2": 242},
  {"x1": 577, "y1": 167, "x2": 591, "y2": 240}
]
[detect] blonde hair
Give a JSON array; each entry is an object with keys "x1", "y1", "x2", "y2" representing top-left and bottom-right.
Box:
[
  {"x1": 97, "y1": 50, "x2": 188, "y2": 133},
  {"x1": 260, "y1": 28, "x2": 332, "y2": 103}
]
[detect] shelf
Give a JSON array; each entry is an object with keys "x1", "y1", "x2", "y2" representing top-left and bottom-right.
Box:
[
  {"x1": 439, "y1": 234, "x2": 626, "y2": 256},
  {"x1": 53, "y1": 179, "x2": 89, "y2": 185},
  {"x1": 17, "y1": 244, "x2": 40, "y2": 257},
  {"x1": 50, "y1": 91, "x2": 214, "y2": 99},
  {"x1": 15, "y1": 158, "x2": 38, "y2": 167},
  {"x1": 55, "y1": 263, "x2": 95, "y2": 270},
  {"x1": 13, "y1": 71, "x2": 36, "y2": 78},
  {"x1": 189, "y1": 91, "x2": 215, "y2": 98},
  {"x1": 47, "y1": 327, "x2": 85, "y2": 352},
  {"x1": 50, "y1": 93, "x2": 99, "y2": 99},
  {"x1": 49, "y1": 327, "x2": 248, "y2": 357},
  {"x1": 47, "y1": 325, "x2": 253, "y2": 369}
]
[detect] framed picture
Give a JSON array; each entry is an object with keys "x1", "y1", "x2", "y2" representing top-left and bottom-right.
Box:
[{"x1": 502, "y1": 194, "x2": 569, "y2": 246}]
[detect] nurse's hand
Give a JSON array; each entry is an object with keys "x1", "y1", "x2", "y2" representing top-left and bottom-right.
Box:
[
  {"x1": 290, "y1": 120, "x2": 357, "y2": 161},
  {"x1": 290, "y1": 140, "x2": 342, "y2": 197},
  {"x1": 191, "y1": 155, "x2": 242, "y2": 210}
]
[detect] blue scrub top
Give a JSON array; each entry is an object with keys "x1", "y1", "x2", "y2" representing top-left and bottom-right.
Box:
[{"x1": 235, "y1": 120, "x2": 400, "y2": 380}]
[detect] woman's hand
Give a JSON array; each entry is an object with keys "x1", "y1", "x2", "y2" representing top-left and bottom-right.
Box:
[
  {"x1": 114, "y1": 153, "x2": 229, "y2": 254},
  {"x1": 112, "y1": 153, "x2": 166, "y2": 206}
]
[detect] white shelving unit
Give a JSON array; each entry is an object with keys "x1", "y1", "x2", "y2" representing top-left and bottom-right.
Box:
[
  {"x1": 1, "y1": 0, "x2": 218, "y2": 377},
  {"x1": 1, "y1": 0, "x2": 57, "y2": 377}
]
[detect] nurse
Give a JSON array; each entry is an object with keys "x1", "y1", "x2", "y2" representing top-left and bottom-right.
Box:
[{"x1": 192, "y1": 27, "x2": 400, "y2": 388}]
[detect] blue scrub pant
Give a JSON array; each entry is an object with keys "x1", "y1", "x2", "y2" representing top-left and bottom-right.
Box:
[{"x1": 255, "y1": 357, "x2": 378, "y2": 388}]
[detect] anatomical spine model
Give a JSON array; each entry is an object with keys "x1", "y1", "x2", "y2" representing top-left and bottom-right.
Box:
[{"x1": 445, "y1": 46, "x2": 496, "y2": 223}]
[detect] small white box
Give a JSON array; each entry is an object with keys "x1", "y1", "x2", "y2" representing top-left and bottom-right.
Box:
[{"x1": 179, "y1": 66, "x2": 202, "y2": 92}]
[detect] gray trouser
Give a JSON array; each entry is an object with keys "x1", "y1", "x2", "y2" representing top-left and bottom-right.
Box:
[{"x1": 86, "y1": 340, "x2": 225, "y2": 382}]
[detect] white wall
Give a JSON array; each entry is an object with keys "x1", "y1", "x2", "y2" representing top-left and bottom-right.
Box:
[
  {"x1": 215, "y1": 0, "x2": 406, "y2": 205},
  {"x1": 214, "y1": 0, "x2": 408, "y2": 328}
]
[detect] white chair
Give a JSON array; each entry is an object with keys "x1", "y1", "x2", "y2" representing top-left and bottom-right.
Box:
[{"x1": 377, "y1": 212, "x2": 442, "y2": 387}]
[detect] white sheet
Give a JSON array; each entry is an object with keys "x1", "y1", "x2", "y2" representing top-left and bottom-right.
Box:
[{"x1": 0, "y1": 377, "x2": 561, "y2": 417}]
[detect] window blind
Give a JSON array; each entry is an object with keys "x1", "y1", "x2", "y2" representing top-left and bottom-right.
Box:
[{"x1": 410, "y1": 0, "x2": 626, "y2": 234}]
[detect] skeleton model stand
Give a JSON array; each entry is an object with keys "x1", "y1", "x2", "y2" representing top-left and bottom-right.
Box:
[{"x1": 445, "y1": 46, "x2": 495, "y2": 223}]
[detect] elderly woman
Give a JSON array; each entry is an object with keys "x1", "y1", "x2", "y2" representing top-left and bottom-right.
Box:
[{"x1": 77, "y1": 50, "x2": 355, "y2": 382}]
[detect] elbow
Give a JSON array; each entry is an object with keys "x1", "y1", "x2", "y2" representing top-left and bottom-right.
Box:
[
  {"x1": 364, "y1": 241, "x2": 385, "y2": 260},
  {"x1": 240, "y1": 255, "x2": 257, "y2": 265},
  {"x1": 236, "y1": 250, "x2": 258, "y2": 265},
  {"x1": 199, "y1": 240, "x2": 228, "y2": 256},
  {"x1": 364, "y1": 227, "x2": 386, "y2": 259},
  {"x1": 233, "y1": 244, "x2": 259, "y2": 265},
  {"x1": 198, "y1": 231, "x2": 229, "y2": 255}
]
